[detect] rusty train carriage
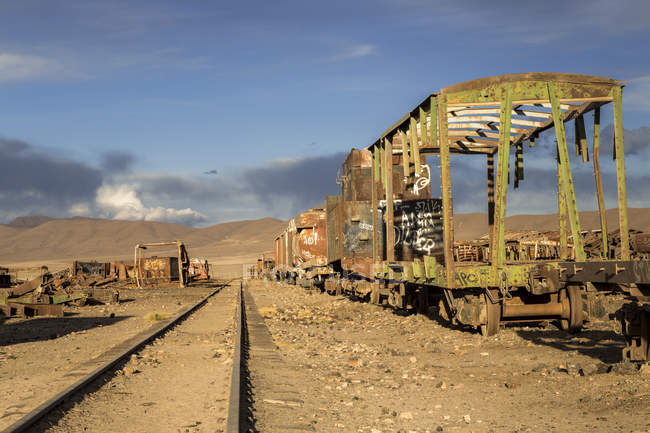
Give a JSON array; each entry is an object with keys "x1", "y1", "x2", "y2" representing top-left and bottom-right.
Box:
[
  {"x1": 354, "y1": 72, "x2": 650, "y2": 361},
  {"x1": 270, "y1": 73, "x2": 650, "y2": 361},
  {"x1": 274, "y1": 206, "x2": 329, "y2": 284}
]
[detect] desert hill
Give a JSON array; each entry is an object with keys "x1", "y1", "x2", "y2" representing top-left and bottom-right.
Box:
[
  {"x1": 1, "y1": 208, "x2": 649, "y2": 272},
  {"x1": 454, "y1": 207, "x2": 650, "y2": 240},
  {"x1": 0, "y1": 217, "x2": 286, "y2": 266}
]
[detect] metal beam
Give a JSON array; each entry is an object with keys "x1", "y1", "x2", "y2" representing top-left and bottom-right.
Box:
[
  {"x1": 400, "y1": 129, "x2": 409, "y2": 181},
  {"x1": 438, "y1": 95, "x2": 455, "y2": 287},
  {"x1": 592, "y1": 107, "x2": 608, "y2": 258},
  {"x1": 613, "y1": 86, "x2": 630, "y2": 260},
  {"x1": 409, "y1": 116, "x2": 421, "y2": 175},
  {"x1": 487, "y1": 153, "x2": 495, "y2": 253},
  {"x1": 372, "y1": 145, "x2": 380, "y2": 265},
  {"x1": 549, "y1": 82, "x2": 586, "y2": 261},
  {"x1": 491, "y1": 83, "x2": 512, "y2": 268},
  {"x1": 384, "y1": 137, "x2": 395, "y2": 262},
  {"x1": 557, "y1": 146, "x2": 569, "y2": 259}
]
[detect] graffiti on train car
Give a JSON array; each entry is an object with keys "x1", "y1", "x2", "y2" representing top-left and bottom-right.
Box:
[
  {"x1": 393, "y1": 199, "x2": 443, "y2": 255},
  {"x1": 411, "y1": 164, "x2": 431, "y2": 195}
]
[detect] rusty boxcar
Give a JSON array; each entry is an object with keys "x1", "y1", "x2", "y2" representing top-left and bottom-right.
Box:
[{"x1": 273, "y1": 72, "x2": 650, "y2": 362}]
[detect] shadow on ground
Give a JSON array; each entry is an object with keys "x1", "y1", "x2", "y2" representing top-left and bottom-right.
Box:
[
  {"x1": 0, "y1": 315, "x2": 131, "y2": 346},
  {"x1": 515, "y1": 327, "x2": 625, "y2": 364}
]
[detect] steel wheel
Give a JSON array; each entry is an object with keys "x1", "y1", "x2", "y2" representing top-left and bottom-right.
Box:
[
  {"x1": 567, "y1": 286, "x2": 584, "y2": 334},
  {"x1": 480, "y1": 292, "x2": 501, "y2": 336}
]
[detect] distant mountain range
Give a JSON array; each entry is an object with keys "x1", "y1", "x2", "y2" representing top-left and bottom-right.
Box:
[{"x1": 1, "y1": 208, "x2": 649, "y2": 266}]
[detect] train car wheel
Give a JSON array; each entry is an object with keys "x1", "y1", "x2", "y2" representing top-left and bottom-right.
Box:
[
  {"x1": 479, "y1": 293, "x2": 501, "y2": 336},
  {"x1": 559, "y1": 289, "x2": 569, "y2": 331},
  {"x1": 566, "y1": 285, "x2": 584, "y2": 333}
]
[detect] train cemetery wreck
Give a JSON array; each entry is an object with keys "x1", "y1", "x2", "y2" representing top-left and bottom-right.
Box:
[
  {"x1": 271, "y1": 73, "x2": 650, "y2": 363},
  {"x1": 0, "y1": 240, "x2": 206, "y2": 318},
  {"x1": 2, "y1": 72, "x2": 650, "y2": 433}
]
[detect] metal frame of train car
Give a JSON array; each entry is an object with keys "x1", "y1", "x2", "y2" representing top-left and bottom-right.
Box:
[
  {"x1": 274, "y1": 207, "x2": 330, "y2": 285},
  {"x1": 364, "y1": 73, "x2": 649, "y2": 361}
]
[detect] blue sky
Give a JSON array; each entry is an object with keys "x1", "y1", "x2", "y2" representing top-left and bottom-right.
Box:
[{"x1": 1, "y1": 0, "x2": 650, "y2": 225}]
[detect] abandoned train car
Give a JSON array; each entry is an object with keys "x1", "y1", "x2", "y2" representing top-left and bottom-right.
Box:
[
  {"x1": 274, "y1": 206, "x2": 329, "y2": 285},
  {"x1": 272, "y1": 73, "x2": 650, "y2": 362}
]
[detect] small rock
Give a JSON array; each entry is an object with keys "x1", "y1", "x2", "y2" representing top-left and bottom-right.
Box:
[
  {"x1": 409, "y1": 356, "x2": 417, "y2": 363},
  {"x1": 609, "y1": 362, "x2": 638, "y2": 375},
  {"x1": 435, "y1": 426, "x2": 444, "y2": 432},
  {"x1": 639, "y1": 364, "x2": 650, "y2": 375},
  {"x1": 123, "y1": 367, "x2": 139, "y2": 376},
  {"x1": 463, "y1": 414, "x2": 471, "y2": 424},
  {"x1": 399, "y1": 411, "x2": 413, "y2": 420},
  {"x1": 436, "y1": 381, "x2": 447, "y2": 390},
  {"x1": 504, "y1": 382, "x2": 518, "y2": 389}
]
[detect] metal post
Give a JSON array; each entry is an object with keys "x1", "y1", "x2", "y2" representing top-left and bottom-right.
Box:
[
  {"x1": 592, "y1": 107, "x2": 608, "y2": 258},
  {"x1": 492, "y1": 83, "x2": 512, "y2": 268},
  {"x1": 438, "y1": 95, "x2": 455, "y2": 287},
  {"x1": 384, "y1": 137, "x2": 395, "y2": 262},
  {"x1": 410, "y1": 117, "x2": 421, "y2": 175},
  {"x1": 557, "y1": 147, "x2": 569, "y2": 259},
  {"x1": 401, "y1": 130, "x2": 410, "y2": 181},
  {"x1": 549, "y1": 82, "x2": 586, "y2": 261},
  {"x1": 372, "y1": 145, "x2": 379, "y2": 265},
  {"x1": 429, "y1": 96, "x2": 438, "y2": 147},
  {"x1": 613, "y1": 86, "x2": 630, "y2": 260},
  {"x1": 487, "y1": 153, "x2": 495, "y2": 258},
  {"x1": 419, "y1": 107, "x2": 429, "y2": 146}
]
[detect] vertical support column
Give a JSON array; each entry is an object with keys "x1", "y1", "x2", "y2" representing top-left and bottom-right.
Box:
[
  {"x1": 384, "y1": 137, "x2": 395, "y2": 262},
  {"x1": 514, "y1": 142, "x2": 524, "y2": 188},
  {"x1": 549, "y1": 82, "x2": 586, "y2": 261},
  {"x1": 409, "y1": 117, "x2": 421, "y2": 175},
  {"x1": 429, "y1": 96, "x2": 438, "y2": 147},
  {"x1": 491, "y1": 84, "x2": 513, "y2": 269},
  {"x1": 401, "y1": 130, "x2": 410, "y2": 181},
  {"x1": 557, "y1": 147, "x2": 569, "y2": 259},
  {"x1": 438, "y1": 95, "x2": 455, "y2": 288},
  {"x1": 177, "y1": 242, "x2": 185, "y2": 288},
  {"x1": 575, "y1": 116, "x2": 589, "y2": 163},
  {"x1": 487, "y1": 153, "x2": 495, "y2": 258},
  {"x1": 419, "y1": 107, "x2": 429, "y2": 146},
  {"x1": 372, "y1": 145, "x2": 380, "y2": 266},
  {"x1": 379, "y1": 141, "x2": 385, "y2": 188},
  {"x1": 613, "y1": 86, "x2": 630, "y2": 260},
  {"x1": 592, "y1": 107, "x2": 608, "y2": 258}
]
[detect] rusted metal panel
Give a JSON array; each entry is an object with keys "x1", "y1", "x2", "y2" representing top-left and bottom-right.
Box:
[
  {"x1": 141, "y1": 256, "x2": 179, "y2": 282},
  {"x1": 72, "y1": 261, "x2": 110, "y2": 278},
  {"x1": 392, "y1": 199, "x2": 443, "y2": 260},
  {"x1": 343, "y1": 201, "x2": 375, "y2": 260},
  {"x1": 326, "y1": 196, "x2": 343, "y2": 264}
]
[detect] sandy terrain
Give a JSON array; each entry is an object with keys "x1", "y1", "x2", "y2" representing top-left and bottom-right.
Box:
[
  {"x1": 33, "y1": 282, "x2": 238, "y2": 433},
  {"x1": 0, "y1": 283, "x2": 223, "y2": 431},
  {"x1": 246, "y1": 280, "x2": 650, "y2": 433}
]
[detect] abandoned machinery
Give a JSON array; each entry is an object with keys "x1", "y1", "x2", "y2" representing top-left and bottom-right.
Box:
[{"x1": 270, "y1": 73, "x2": 650, "y2": 363}]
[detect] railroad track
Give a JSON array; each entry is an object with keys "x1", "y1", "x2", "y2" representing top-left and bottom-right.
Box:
[{"x1": 2, "y1": 279, "x2": 238, "y2": 433}]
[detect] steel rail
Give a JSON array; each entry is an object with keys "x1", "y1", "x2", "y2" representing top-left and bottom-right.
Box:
[
  {"x1": 1, "y1": 280, "x2": 234, "y2": 433},
  {"x1": 226, "y1": 281, "x2": 244, "y2": 433}
]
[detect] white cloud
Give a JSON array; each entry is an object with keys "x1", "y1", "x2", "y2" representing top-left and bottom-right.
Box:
[
  {"x1": 323, "y1": 44, "x2": 376, "y2": 62},
  {"x1": 93, "y1": 183, "x2": 205, "y2": 226},
  {"x1": 0, "y1": 53, "x2": 64, "y2": 81}
]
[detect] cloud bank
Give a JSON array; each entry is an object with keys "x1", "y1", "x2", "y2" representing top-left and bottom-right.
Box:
[{"x1": 2, "y1": 128, "x2": 649, "y2": 227}]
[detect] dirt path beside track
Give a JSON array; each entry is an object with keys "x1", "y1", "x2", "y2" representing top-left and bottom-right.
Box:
[
  {"x1": 30, "y1": 282, "x2": 236, "y2": 433},
  {"x1": 247, "y1": 280, "x2": 650, "y2": 433}
]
